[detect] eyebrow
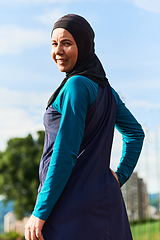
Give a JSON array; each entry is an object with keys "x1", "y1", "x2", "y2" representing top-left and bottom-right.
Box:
[{"x1": 51, "y1": 38, "x2": 73, "y2": 43}]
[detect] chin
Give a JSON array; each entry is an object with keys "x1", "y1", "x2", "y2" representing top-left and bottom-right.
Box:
[{"x1": 58, "y1": 66, "x2": 66, "y2": 72}]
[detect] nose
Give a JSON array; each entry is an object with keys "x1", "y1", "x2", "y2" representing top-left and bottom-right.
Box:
[{"x1": 55, "y1": 43, "x2": 64, "y2": 55}]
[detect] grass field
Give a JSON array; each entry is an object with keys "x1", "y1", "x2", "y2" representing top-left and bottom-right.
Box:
[
  {"x1": 131, "y1": 220, "x2": 160, "y2": 240},
  {"x1": 0, "y1": 221, "x2": 160, "y2": 240}
]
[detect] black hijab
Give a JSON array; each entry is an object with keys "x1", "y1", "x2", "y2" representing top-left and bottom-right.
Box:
[{"x1": 47, "y1": 14, "x2": 108, "y2": 108}]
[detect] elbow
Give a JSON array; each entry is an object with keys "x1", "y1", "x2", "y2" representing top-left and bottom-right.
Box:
[
  {"x1": 135, "y1": 126, "x2": 145, "y2": 147},
  {"x1": 140, "y1": 126, "x2": 145, "y2": 141},
  {"x1": 133, "y1": 125, "x2": 145, "y2": 143}
]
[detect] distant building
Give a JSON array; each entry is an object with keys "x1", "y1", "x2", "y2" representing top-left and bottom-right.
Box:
[
  {"x1": 148, "y1": 205, "x2": 159, "y2": 219},
  {"x1": 4, "y1": 212, "x2": 29, "y2": 236},
  {"x1": 122, "y1": 172, "x2": 149, "y2": 221},
  {"x1": 4, "y1": 212, "x2": 16, "y2": 233},
  {"x1": 138, "y1": 177, "x2": 148, "y2": 219}
]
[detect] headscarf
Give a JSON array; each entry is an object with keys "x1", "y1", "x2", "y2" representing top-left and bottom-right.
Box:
[{"x1": 47, "y1": 14, "x2": 108, "y2": 108}]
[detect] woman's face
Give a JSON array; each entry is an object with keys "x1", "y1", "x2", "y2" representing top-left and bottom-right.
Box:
[{"x1": 51, "y1": 28, "x2": 78, "y2": 73}]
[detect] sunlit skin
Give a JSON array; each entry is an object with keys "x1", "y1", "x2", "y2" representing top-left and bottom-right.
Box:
[{"x1": 51, "y1": 28, "x2": 78, "y2": 73}]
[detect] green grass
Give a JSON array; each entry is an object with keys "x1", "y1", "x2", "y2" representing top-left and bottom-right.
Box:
[
  {"x1": 0, "y1": 221, "x2": 160, "y2": 240},
  {"x1": 131, "y1": 220, "x2": 160, "y2": 240},
  {"x1": 0, "y1": 232, "x2": 24, "y2": 240}
]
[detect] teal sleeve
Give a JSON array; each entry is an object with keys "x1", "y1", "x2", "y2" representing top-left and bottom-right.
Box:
[
  {"x1": 111, "y1": 87, "x2": 145, "y2": 186},
  {"x1": 32, "y1": 76, "x2": 98, "y2": 220}
]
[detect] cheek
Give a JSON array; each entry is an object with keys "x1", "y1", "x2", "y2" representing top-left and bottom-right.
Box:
[
  {"x1": 72, "y1": 48, "x2": 78, "y2": 65},
  {"x1": 51, "y1": 49, "x2": 56, "y2": 62},
  {"x1": 75, "y1": 51, "x2": 78, "y2": 63}
]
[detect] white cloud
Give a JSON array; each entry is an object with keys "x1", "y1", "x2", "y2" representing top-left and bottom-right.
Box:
[
  {"x1": 0, "y1": 107, "x2": 43, "y2": 148},
  {"x1": 129, "y1": 100, "x2": 160, "y2": 110},
  {"x1": 124, "y1": 0, "x2": 160, "y2": 13},
  {"x1": 0, "y1": 0, "x2": 74, "y2": 4},
  {"x1": 0, "y1": 88, "x2": 50, "y2": 108},
  {"x1": 35, "y1": 8, "x2": 66, "y2": 26},
  {"x1": 1, "y1": 0, "x2": 160, "y2": 14},
  {"x1": 33, "y1": 0, "x2": 73, "y2": 2},
  {"x1": 0, "y1": 25, "x2": 49, "y2": 55},
  {"x1": 133, "y1": 0, "x2": 160, "y2": 13},
  {"x1": 1, "y1": 0, "x2": 160, "y2": 15},
  {"x1": 0, "y1": 88, "x2": 51, "y2": 150}
]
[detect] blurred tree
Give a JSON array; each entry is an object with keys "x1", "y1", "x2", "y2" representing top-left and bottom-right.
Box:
[{"x1": 0, "y1": 131, "x2": 45, "y2": 220}]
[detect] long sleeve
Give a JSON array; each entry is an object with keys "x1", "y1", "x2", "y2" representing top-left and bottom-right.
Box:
[
  {"x1": 32, "y1": 76, "x2": 98, "y2": 220},
  {"x1": 111, "y1": 87, "x2": 145, "y2": 186}
]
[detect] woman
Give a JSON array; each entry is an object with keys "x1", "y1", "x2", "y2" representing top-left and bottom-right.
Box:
[{"x1": 25, "y1": 14, "x2": 144, "y2": 240}]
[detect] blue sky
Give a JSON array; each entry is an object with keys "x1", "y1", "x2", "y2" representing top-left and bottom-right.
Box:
[{"x1": 0, "y1": 0, "x2": 160, "y2": 193}]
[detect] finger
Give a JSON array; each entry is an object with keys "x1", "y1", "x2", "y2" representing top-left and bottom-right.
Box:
[
  {"x1": 35, "y1": 228, "x2": 44, "y2": 240},
  {"x1": 25, "y1": 227, "x2": 31, "y2": 240},
  {"x1": 31, "y1": 228, "x2": 37, "y2": 240}
]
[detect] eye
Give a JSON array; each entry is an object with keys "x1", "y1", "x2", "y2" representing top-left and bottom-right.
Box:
[
  {"x1": 52, "y1": 42, "x2": 58, "y2": 46},
  {"x1": 64, "y1": 42, "x2": 71, "y2": 46}
]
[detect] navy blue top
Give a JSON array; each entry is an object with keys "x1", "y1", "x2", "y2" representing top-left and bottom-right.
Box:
[
  {"x1": 32, "y1": 75, "x2": 144, "y2": 240},
  {"x1": 33, "y1": 75, "x2": 144, "y2": 221}
]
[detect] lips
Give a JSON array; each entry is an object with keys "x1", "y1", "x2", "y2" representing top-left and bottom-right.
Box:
[{"x1": 56, "y1": 59, "x2": 67, "y2": 64}]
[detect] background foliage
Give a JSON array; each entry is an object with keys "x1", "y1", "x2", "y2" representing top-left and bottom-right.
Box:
[{"x1": 0, "y1": 131, "x2": 45, "y2": 220}]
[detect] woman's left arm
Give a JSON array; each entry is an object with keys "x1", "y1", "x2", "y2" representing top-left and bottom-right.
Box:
[
  {"x1": 111, "y1": 88, "x2": 145, "y2": 187},
  {"x1": 25, "y1": 76, "x2": 97, "y2": 239},
  {"x1": 32, "y1": 76, "x2": 97, "y2": 220}
]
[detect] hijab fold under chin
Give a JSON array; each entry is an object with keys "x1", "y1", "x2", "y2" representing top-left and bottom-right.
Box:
[{"x1": 47, "y1": 14, "x2": 108, "y2": 109}]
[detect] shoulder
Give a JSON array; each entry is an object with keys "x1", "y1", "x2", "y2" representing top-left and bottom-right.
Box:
[
  {"x1": 53, "y1": 76, "x2": 98, "y2": 111},
  {"x1": 111, "y1": 87, "x2": 123, "y2": 106},
  {"x1": 66, "y1": 75, "x2": 98, "y2": 91},
  {"x1": 63, "y1": 75, "x2": 98, "y2": 106}
]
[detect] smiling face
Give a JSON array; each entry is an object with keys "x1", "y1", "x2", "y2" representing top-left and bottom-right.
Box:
[{"x1": 51, "y1": 28, "x2": 78, "y2": 73}]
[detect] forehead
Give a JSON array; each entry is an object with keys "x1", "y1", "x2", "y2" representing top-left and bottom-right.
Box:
[{"x1": 52, "y1": 28, "x2": 75, "y2": 42}]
